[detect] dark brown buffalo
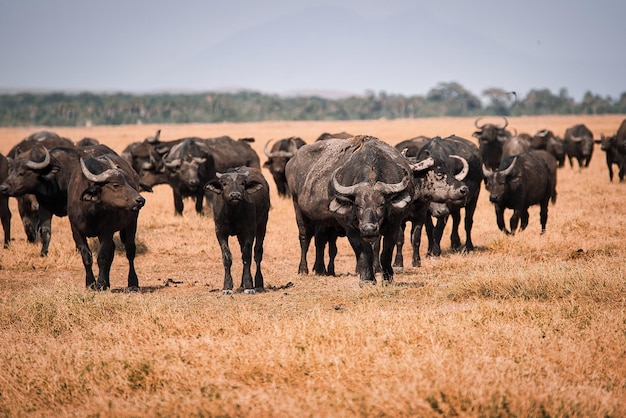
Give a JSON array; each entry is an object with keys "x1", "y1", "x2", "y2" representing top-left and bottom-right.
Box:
[
  {"x1": 121, "y1": 129, "x2": 184, "y2": 188},
  {"x1": 483, "y1": 151, "x2": 554, "y2": 235},
  {"x1": 286, "y1": 135, "x2": 416, "y2": 284},
  {"x1": 67, "y1": 155, "x2": 146, "y2": 290},
  {"x1": 564, "y1": 124, "x2": 594, "y2": 169},
  {"x1": 595, "y1": 134, "x2": 626, "y2": 182},
  {"x1": 405, "y1": 135, "x2": 481, "y2": 267},
  {"x1": 263, "y1": 137, "x2": 306, "y2": 197},
  {"x1": 0, "y1": 153, "x2": 11, "y2": 247},
  {"x1": 7, "y1": 131, "x2": 75, "y2": 242},
  {"x1": 294, "y1": 135, "x2": 470, "y2": 283},
  {"x1": 162, "y1": 138, "x2": 215, "y2": 215},
  {"x1": 205, "y1": 167, "x2": 270, "y2": 294},
  {"x1": 472, "y1": 116, "x2": 512, "y2": 170},
  {"x1": 0, "y1": 144, "x2": 120, "y2": 256},
  {"x1": 531, "y1": 129, "x2": 566, "y2": 167}
]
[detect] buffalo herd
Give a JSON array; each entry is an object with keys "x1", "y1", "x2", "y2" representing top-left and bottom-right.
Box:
[{"x1": 1, "y1": 118, "x2": 625, "y2": 292}]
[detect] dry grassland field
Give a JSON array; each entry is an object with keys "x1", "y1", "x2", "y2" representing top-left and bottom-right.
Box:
[{"x1": 0, "y1": 115, "x2": 625, "y2": 417}]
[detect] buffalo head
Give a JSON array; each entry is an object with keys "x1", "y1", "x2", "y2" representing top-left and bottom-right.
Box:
[
  {"x1": 80, "y1": 157, "x2": 145, "y2": 211},
  {"x1": 0, "y1": 145, "x2": 52, "y2": 197},
  {"x1": 482, "y1": 157, "x2": 517, "y2": 204},
  {"x1": 329, "y1": 166, "x2": 412, "y2": 243}
]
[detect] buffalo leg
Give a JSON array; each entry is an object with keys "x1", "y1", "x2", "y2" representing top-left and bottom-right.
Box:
[
  {"x1": 346, "y1": 230, "x2": 375, "y2": 283},
  {"x1": 326, "y1": 232, "x2": 338, "y2": 276},
  {"x1": 411, "y1": 221, "x2": 423, "y2": 267},
  {"x1": 449, "y1": 208, "x2": 462, "y2": 252},
  {"x1": 313, "y1": 227, "x2": 329, "y2": 275},
  {"x1": 393, "y1": 222, "x2": 405, "y2": 269},
  {"x1": 539, "y1": 200, "x2": 549, "y2": 234},
  {"x1": 429, "y1": 215, "x2": 448, "y2": 256},
  {"x1": 194, "y1": 190, "x2": 204, "y2": 214},
  {"x1": 17, "y1": 195, "x2": 37, "y2": 243},
  {"x1": 253, "y1": 220, "x2": 267, "y2": 291},
  {"x1": 509, "y1": 209, "x2": 522, "y2": 234},
  {"x1": 217, "y1": 232, "x2": 234, "y2": 294},
  {"x1": 120, "y1": 223, "x2": 139, "y2": 289},
  {"x1": 464, "y1": 199, "x2": 478, "y2": 252},
  {"x1": 237, "y1": 234, "x2": 255, "y2": 294},
  {"x1": 71, "y1": 227, "x2": 96, "y2": 288},
  {"x1": 293, "y1": 207, "x2": 313, "y2": 274},
  {"x1": 380, "y1": 232, "x2": 397, "y2": 283},
  {"x1": 96, "y1": 236, "x2": 115, "y2": 290},
  {"x1": 495, "y1": 205, "x2": 509, "y2": 234},
  {"x1": 519, "y1": 209, "x2": 530, "y2": 231},
  {"x1": 173, "y1": 189, "x2": 184, "y2": 215},
  {"x1": 37, "y1": 207, "x2": 53, "y2": 257},
  {"x1": 1, "y1": 199, "x2": 10, "y2": 248}
]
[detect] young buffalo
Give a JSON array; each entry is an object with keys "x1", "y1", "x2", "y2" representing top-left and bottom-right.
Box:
[{"x1": 205, "y1": 167, "x2": 270, "y2": 294}]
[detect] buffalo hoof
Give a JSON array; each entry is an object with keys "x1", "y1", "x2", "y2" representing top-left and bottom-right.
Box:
[
  {"x1": 222, "y1": 289, "x2": 234, "y2": 295},
  {"x1": 255, "y1": 287, "x2": 266, "y2": 293},
  {"x1": 127, "y1": 286, "x2": 140, "y2": 293},
  {"x1": 243, "y1": 289, "x2": 256, "y2": 295}
]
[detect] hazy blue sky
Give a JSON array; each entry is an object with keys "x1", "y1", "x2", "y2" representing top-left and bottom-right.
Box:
[{"x1": 1, "y1": 0, "x2": 624, "y2": 100}]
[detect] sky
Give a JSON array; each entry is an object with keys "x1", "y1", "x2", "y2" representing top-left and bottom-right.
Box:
[{"x1": 1, "y1": 0, "x2": 624, "y2": 101}]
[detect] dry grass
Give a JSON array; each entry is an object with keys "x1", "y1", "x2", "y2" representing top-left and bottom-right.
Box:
[{"x1": 0, "y1": 115, "x2": 625, "y2": 417}]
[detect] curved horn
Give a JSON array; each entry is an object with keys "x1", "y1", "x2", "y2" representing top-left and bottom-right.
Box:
[
  {"x1": 80, "y1": 158, "x2": 116, "y2": 183},
  {"x1": 331, "y1": 168, "x2": 359, "y2": 196},
  {"x1": 164, "y1": 158, "x2": 181, "y2": 168},
  {"x1": 450, "y1": 155, "x2": 469, "y2": 181},
  {"x1": 498, "y1": 116, "x2": 509, "y2": 129},
  {"x1": 410, "y1": 156, "x2": 435, "y2": 172},
  {"x1": 372, "y1": 168, "x2": 411, "y2": 194},
  {"x1": 263, "y1": 138, "x2": 276, "y2": 158},
  {"x1": 500, "y1": 156, "x2": 517, "y2": 176},
  {"x1": 25, "y1": 146, "x2": 51, "y2": 170},
  {"x1": 570, "y1": 136, "x2": 584, "y2": 143},
  {"x1": 474, "y1": 117, "x2": 485, "y2": 129},
  {"x1": 482, "y1": 164, "x2": 493, "y2": 178}
]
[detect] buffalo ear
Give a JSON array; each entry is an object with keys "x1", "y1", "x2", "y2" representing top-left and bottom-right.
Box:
[
  {"x1": 263, "y1": 160, "x2": 271, "y2": 168},
  {"x1": 245, "y1": 181, "x2": 264, "y2": 194},
  {"x1": 204, "y1": 180, "x2": 222, "y2": 194},
  {"x1": 329, "y1": 195, "x2": 353, "y2": 215},
  {"x1": 390, "y1": 191, "x2": 412, "y2": 210},
  {"x1": 80, "y1": 186, "x2": 101, "y2": 203}
]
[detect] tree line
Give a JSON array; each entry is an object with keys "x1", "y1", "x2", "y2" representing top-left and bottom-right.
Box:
[{"x1": 1, "y1": 82, "x2": 625, "y2": 127}]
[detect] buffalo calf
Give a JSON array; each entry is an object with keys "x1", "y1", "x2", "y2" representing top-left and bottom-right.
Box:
[{"x1": 205, "y1": 167, "x2": 270, "y2": 294}]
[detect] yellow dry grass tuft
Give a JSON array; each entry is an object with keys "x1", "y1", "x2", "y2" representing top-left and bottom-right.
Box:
[{"x1": 0, "y1": 115, "x2": 625, "y2": 416}]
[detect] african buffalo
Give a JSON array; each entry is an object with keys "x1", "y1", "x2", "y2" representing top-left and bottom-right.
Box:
[
  {"x1": 564, "y1": 124, "x2": 594, "y2": 169},
  {"x1": 162, "y1": 138, "x2": 215, "y2": 215},
  {"x1": 483, "y1": 151, "x2": 554, "y2": 235},
  {"x1": 286, "y1": 135, "x2": 416, "y2": 284},
  {"x1": 0, "y1": 144, "x2": 121, "y2": 256},
  {"x1": 205, "y1": 167, "x2": 270, "y2": 294},
  {"x1": 595, "y1": 134, "x2": 626, "y2": 182},
  {"x1": 121, "y1": 129, "x2": 184, "y2": 188},
  {"x1": 0, "y1": 153, "x2": 11, "y2": 247},
  {"x1": 68, "y1": 155, "x2": 146, "y2": 290},
  {"x1": 472, "y1": 116, "x2": 512, "y2": 170},
  {"x1": 7, "y1": 131, "x2": 75, "y2": 242},
  {"x1": 263, "y1": 137, "x2": 306, "y2": 197},
  {"x1": 531, "y1": 129, "x2": 565, "y2": 167},
  {"x1": 410, "y1": 135, "x2": 482, "y2": 263}
]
